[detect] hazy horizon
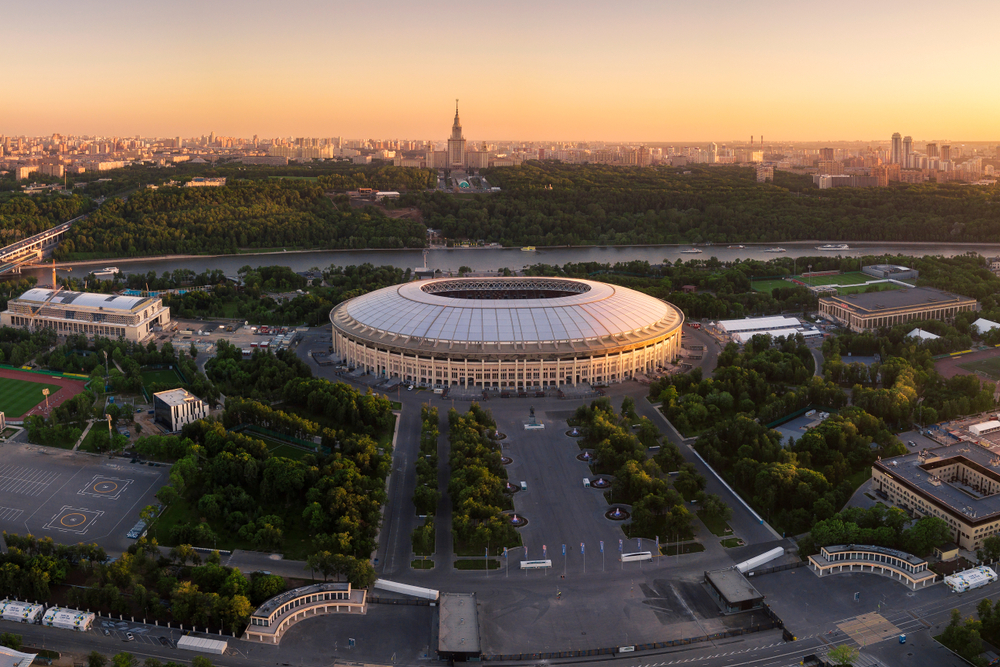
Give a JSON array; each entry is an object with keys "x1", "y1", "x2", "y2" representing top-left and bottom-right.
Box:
[{"x1": 4, "y1": 0, "x2": 999, "y2": 141}]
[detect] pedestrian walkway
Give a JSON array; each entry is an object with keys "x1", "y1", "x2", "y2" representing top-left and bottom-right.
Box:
[{"x1": 72, "y1": 419, "x2": 96, "y2": 451}]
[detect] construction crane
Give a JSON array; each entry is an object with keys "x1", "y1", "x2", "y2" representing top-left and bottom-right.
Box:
[{"x1": 29, "y1": 285, "x2": 64, "y2": 332}]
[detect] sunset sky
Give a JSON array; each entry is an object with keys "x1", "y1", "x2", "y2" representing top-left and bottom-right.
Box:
[{"x1": 4, "y1": 0, "x2": 998, "y2": 141}]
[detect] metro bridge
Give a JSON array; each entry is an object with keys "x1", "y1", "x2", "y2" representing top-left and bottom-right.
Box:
[{"x1": 0, "y1": 216, "x2": 84, "y2": 276}]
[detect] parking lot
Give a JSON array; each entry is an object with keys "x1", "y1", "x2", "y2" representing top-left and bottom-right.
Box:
[{"x1": 0, "y1": 444, "x2": 167, "y2": 552}]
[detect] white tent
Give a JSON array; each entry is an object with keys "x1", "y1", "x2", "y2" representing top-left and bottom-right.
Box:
[
  {"x1": 0, "y1": 599, "x2": 44, "y2": 623},
  {"x1": 177, "y1": 636, "x2": 228, "y2": 655},
  {"x1": 41, "y1": 607, "x2": 95, "y2": 631},
  {"x1": 973, "y1": 318, "x2": 1000, "y2": 335},
  {"x1": 905, "y1": 328, "x2": 940, "y2": 341}
]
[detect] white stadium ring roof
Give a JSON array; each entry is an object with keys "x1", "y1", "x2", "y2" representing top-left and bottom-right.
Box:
[{"x1": 331, "y1": 277, "x2": 683, "y2": 356}]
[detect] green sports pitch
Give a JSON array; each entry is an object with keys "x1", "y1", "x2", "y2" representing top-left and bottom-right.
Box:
[
  {"x1": 959, "y1": 356, "x2": 1000, "y2": 380},
  {"x1": 0, "y1": 376, "x2": 63, "y2": 417},
  {"x1": 141, "y1": 367, "x2": 184, "y2": 391}
]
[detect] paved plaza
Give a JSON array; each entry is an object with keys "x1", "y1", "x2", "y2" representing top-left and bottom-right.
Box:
[{"x1": 0, "y1": 443, "x2": 167, "y2": 552}]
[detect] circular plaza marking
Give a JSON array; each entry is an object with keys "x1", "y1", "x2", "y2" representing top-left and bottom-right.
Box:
[
  {"x1": 93, "y1": 481, "x2": 118, "y2": 494},
  {"x1": 60, "y1": 513, "x2": 88, "y2": 527}
]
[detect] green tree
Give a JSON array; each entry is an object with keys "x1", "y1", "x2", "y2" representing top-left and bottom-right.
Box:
[
  {"x1": 112, "y1": 653, "x2": 139, "y2": 667},
  {"x1": 826, "y1": 645, "x2": 859, "y2": 666},
  {"x1": 88, "y1": 652, "x2": 108, "y2": 667},
  {"x1": 0, "y1": 633, "x2": 22, "y2": 651}
]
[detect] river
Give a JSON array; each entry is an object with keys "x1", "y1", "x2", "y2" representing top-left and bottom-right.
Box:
[{"x1": 23, "y1": 241, "x2": 998, "y2": 282}]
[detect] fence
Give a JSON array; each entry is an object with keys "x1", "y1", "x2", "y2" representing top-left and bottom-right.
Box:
[
  {"x1": 368, "y1": 596, "x2": 432, "y2": 607},
  {"x1": 230, "y1": 424, "x2": 328, "y2": 454},
  {"x1": 744, "y1": 560, "x2": 806, "y2": 577},
  {"x1": 484, "y1": 605, "x2": 784, "y2": 661}
]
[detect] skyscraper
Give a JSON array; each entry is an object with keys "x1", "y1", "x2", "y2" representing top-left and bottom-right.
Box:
[
  {"x1": 941, "y1": 144, "x2": 951, "y2": 163},
  {"x1": 926, "y1": 143, "x2": 939, "y2": 158},
  {"x1": 820, "y1": 147, "x2": 834, "y2": 161},
  {"x1": 707, "y1": 142, "x2": 718, "y2": 163},
  {"x1": 891, "y1": 132, "x2": 902, "y2": 165},
  {"x1": 447, "y1": 100, "x2": 466, "y2": 168},
  {"x1": 902, "y1": 136, "x2": 912, "y2": 168}
]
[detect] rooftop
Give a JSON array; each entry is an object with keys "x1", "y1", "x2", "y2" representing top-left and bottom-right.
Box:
[
  {"x1": 16, "y1": 288, "x2": 155, "y2": 312},
  {"x1": 251, "y1": 582, "x2": 350, "y2": 617},
  {"x1": 705, "y1": 568, "x2": 764, "y2": 604},
  {"x1": 717, "y1": 315, "x2": 801, "y2": 333},
  {"x1": 875, "y1": 442, "x2": 1000, "y2": 523},
  {"x1": 819, "y1": 286, "x2": 974, "y2": 314},
  {"x1": 438, "y1": 592, "x2": 481, "y2": 655},
  {"x1": 152, "y1": 388, "x2": 203, "y2": 407},
  {"x1": 821, "y1": 544, "x2": 927, "y2": 566}
]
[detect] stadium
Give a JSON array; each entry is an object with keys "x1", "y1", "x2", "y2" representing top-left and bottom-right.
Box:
[{"x1": 329, "y1": 277, "x2": 684, "y2": 389}]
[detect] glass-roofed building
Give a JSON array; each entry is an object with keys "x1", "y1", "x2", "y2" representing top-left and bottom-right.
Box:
[{"x1": 330, "y1": 277, "x2": 684, "y2": 389}]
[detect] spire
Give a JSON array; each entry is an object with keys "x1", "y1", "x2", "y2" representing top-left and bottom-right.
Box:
[{"x1": 453, "y1": 99, "x2": 461, "y2": 128}]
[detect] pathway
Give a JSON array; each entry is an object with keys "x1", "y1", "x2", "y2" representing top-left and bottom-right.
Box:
[{"x1": 72, "y1": 419, "x2": 96, "y2": 451}]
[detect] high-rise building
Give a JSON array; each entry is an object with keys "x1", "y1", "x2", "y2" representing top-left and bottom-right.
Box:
[
  {"x1": 707, "y1": 142, "x2": 718, "y2": 163},
  {"x1": 820, "y1": 147, "x2": 835, "y2": 161},
  {"x1": 890, "y1": 133, "x2": 902, "y2": 165},
  {"x1": 941, "y1": 145, "x2": 951, "y2": 163},
  {"x1": 926, "y1": 143, "x2": 939, "y2": 158},
  {"x1": 447, "y1": 100, "x2": 466, "y2": 168},
  {"x1": 903, "y1": 136, "x2": 912, "y2": 167}
]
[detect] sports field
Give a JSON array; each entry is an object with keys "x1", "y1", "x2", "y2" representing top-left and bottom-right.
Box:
[
  {"x1": 0, "y1": 376, "x2": 62, "y2": 417},
  {"x1": 792, "y1": 271, "x2": 871, "y2": 287},
  {"x1": 141, "y1": 367, "x2": 184, "y2": 390},
  {"x1": 751, "y1": 278, "x2": 790, "y2": 293},
  {"x1": 959, "y1": 356, "x2": 1000, "y2": 380}
]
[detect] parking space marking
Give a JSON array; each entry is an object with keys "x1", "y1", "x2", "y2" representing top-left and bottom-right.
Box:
[
  {"x1": 0, "y1": 506, "x2": 23, "y2": 521},
  {"x1": 0, "y1": 464, "x2": 60, "y2": 496}
]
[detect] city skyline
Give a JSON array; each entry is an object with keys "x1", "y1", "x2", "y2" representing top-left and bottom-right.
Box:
[{"x1": 4, "y1": 0, "x2": 1000, "y2": 141}]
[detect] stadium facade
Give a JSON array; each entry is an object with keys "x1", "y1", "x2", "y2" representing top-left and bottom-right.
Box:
[{"x1": 330, "y1": 277, "x2": 684, "y2": 388}]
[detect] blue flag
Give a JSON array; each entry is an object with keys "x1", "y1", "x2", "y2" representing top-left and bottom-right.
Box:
[
  {"x1": 562, "y1": 544, "x2": 566, "y2": 556},
  {"x1": 580, "y1": 542, "x2": 585, "y2": 555},
  {"x1": 618, "y1": 539, "x2": 623, "y2": 552},
  {"x1": 600, "y1": 540, "x2": 604, "y2": 553}
]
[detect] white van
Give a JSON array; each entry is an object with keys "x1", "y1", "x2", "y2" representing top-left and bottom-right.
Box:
[{"x1": 520, "y1": 481, "x2": 527, "y2": 491}]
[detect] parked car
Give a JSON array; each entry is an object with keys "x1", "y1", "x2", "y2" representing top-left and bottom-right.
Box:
[{"x1": 125, "y1": 632, "x2": 134, "y2": 642}]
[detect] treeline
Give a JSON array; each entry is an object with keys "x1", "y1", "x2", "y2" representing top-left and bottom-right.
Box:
[
  {"x1": 401, "y1": 162, "x2": 1000, "y2": 245},
  {"x1": 448, "y1": 404, "x2": 519, "y2": 552},
  {"x1": 411, "y1": 405, "x2": 440, "y2": 556},
  {"x1": 574, "y1": 397, "x2": 695, "y2": 540},
  {"x1": 150, "y1": 400, "x2": 389, "y2": 581},
  {"x1": 797, "y1": 505, "x2": 951, "y2": 557},
  {"x1": 317, "y1": 166, "x2": 436, "y2": 191},
  {"x1": 207, "y1": 341, "x2": 312, "y2": 401},
  {"x1": 652, "y1": 334, "x2": 907, "y2": 534},
  {"x1": 0, "y1": 192, "x2": 93, "y2": 241},
  {"x1": 1, "y1": 532, "x2": 287, "y2": 636},
  {"x1": 54, "y1": 179, "x2": 427, "y2": 259}
]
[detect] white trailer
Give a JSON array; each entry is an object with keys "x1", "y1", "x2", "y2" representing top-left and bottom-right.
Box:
[
  {"x1": 520, "y1": 560, "x2": 552, "y2": 570},
  {"x1": 736, "y1": 547, "x2": 784, "y2": 574},
  {"x1": 177, "y1": 635, "x2": 228, "y2": 655},
  {"x1": 620, "y1": 552, "x2": 653, "y2": 563},
  {"x1": 374, "y1": 579, "x2": 440, "y2": 601}
]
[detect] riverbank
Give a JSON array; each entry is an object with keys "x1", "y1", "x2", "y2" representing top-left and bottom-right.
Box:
[{"x1": 43, "y1": 239, "x2": 999, "y2": 271}]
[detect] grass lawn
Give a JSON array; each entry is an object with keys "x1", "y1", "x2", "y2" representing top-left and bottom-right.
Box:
[
  {"x1": 268, "y1": 176, "x2": 319, "y2": 181},
  {"x1": 1, "y1": 427, "x2": 20, "y2": 439},
  {"x1": 78, "y1": 427, "x2": 104, "y2": 453},
  {"x1": 721, "y1": 538, "x2": 745, "y2": 548},
  {"x1": 697, "y1": 510, "x2": 734, "y2": 537},
  {"x1": 411, "y1": 559, "x2": 434, "y2": 569},
  {"x1": 0, "y1": 376, "x2": 62, "y2": 417},
  {"x1": 454, "y1": 559, "x2": 500, "y2": 570},
  {"x1": 267, "y1": 442, "x2": 316, "y2": 461},
  {"x1": 960, "y1": 356, "x2": 1000, "y2": 380},
  {"x1": 660, "y1": 542, "x2": 706, "y2": 556},
  {"x1": 141, "y1": 368, "x2": 184, "y2": 391},
  {"x1": 750, "y1": 278, "x2": 790, "y2": 293}
]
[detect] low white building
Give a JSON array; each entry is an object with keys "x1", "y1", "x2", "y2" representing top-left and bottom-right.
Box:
[
  {"x1": 0, "y1": 645, "x2": 36, "y2": 667},
  {"x1": 42, "y1": 607, "x2": 95, "y2": 631},
  {"x1": 970, "y1": 421, "x2": 1000, "y2": 437},
  {"x1": 973, "y1": 318, "x2": 1000, "y2": 335},
  {"x1": 0, "y1": 599, "x2": 44, "y2": 623},
  {"x1": 153, "y1": 388, "x2": 209, "y2": 432}
]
